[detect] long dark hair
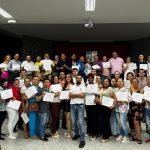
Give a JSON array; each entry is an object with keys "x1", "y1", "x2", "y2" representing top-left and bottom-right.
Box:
[{"x1": 63, "y1": 74, "x2": 74, "y2": 90}]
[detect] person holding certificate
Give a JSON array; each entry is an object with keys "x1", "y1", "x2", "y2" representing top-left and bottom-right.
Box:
[
  {"x1": 0, "y1": 79, "x2": 9, "y2": 141},
  {"x1": 38, "y1": 78, "x2": 51, "y2": 142},
  {"x1": 50, "y1": 75, "x2": 62, "y2": 138},
  {"x1": 61, "y1": 74, "x2": 73, "y2": 138},
  {"x1": 137, "y1": 69, "x2": 147, "y2": 89},
  {"x1": 6, "y1": 79, "x2": 21, "y2": 140},
  {"x1": 114, "y1": 78, "x2": 129, "y2": 143},
  {"x1": 102, "y1": 56, "x2": 110, "y2": 81},
  {"x1": 128, "y1": 78, "x2": 145, "y2": 144},
  {"x1": 86, "y1": 73, "x2": 99, "y2": 141},
  {"x1": 95, "y1": 78, "x2": 116, "y2": 143},
  {"x1": 141, "y1": 76, "x2": 150, "y2": 143},
  {"x1": 124, "y1": 72, "x2": 134, "y2": 89},
  {"x1": 27, "y1": 76, "x2": 43, "y2": 139},
  {"x1": 20, "y1": 78, "x2": 31, "y2": 139}
]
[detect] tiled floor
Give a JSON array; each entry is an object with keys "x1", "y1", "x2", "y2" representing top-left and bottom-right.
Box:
[{"x1": 1, "y1": 119, "x2": 150, "y2": 150}]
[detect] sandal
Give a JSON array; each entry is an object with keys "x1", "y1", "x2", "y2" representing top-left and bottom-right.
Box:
[
  {"x1": 130, "y1": 137, "x2": 137, "y2": 141},
  {"x1": 137, "y1": 139, "x2": 142, "y2": 144}
]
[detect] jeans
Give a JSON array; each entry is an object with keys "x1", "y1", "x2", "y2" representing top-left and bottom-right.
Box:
[
  {"x1": 38, "y1": 112, "x2": 47, "y2": 137},
  {"x1": 116, "y1": 112, "x2": 128, "y2": 137},
  {"x1": 6, "y1": 107, "x2": 19, "y2": 136},
  {"x1": 28, "y1": 112, "x2": 38, "y2": 137},
  {"x1": 145, "y1": 108, "x2": 150, "y2": 131},
  {"x1": 70, "y1": 104, "x2": 85, "y2": 142},
  {"x1": 110, "y1": 110, "x2": 120, "y2": 135},
  {"x1": 0, "y1": 111, "x2": 7, "y2": 136}
]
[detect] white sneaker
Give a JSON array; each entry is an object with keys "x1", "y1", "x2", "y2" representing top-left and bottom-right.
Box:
[
  {"x1": 116, "y1": 135, "x2": 123, "y2": 141},
  {"x1": 8, "y1": 135, "x2": 16, "y2": 140},
  {"x1": 121, "y1": 136, "x2": 129, "y2": 143}
]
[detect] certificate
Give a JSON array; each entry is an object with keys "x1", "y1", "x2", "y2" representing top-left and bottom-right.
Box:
[
  {"x1": 92, "y1": 65, "x2": 100, "y2": 70},
  {"x1": 103, "y1": 62, "x2": 110, "y2": 69},
  {"x1": 132, "y1": 92, "x2": 143, "y2": 103},
  {"x1": 86, "y1": 84, "x2": 98, "y2": 94},
  {"x1": 72, "y1": 66, "x2": 79, "y2": 71},
  {"x1": 102, "y1": 96, "x2": 114, "y2": 107},
  {"x1": 7, "y1": 100, "x2": 21, "y2": 110},
  {"x1": 24, "y1": 64, "x2": 33, "y2": 71},
  {"x1": 51, "y1": 84, "x2": 62, "y2": 93},
  {"x1": 59, "y1": 91, "x2": 69, "y2": 100},
  {"x1": 25, "y1": 86, "x2": 38, "y2": 98},
  {"x1": 85, "y1": 94, "x2": 96, "y2": 105},
  {"x1": 140, "y1": 64, "x2": 148, "y2": 70},
  {"x1": 43, "y1": 92, "x2": 54, "y2": 102},
  {"x1": 129, "y1": 63, "x2": 137, "y2": 70},
  {"x1": 0, "y1": 63, "x2": 6, "y2": 68},
  {"x1": 143, "y1": 91, "x2": 150, "y2": 101},
  {"x1": 115, "y1": 92, "x2": 128, "y2": 102},
  {"x1": 43, "y1": 60, "x2": 52, "y2": 71},
  {"x1": 12, "y1": 64, "x2": 20, "y2": 71},
  {"x1": 1, "y1": 89, "x2": 13, "y2": 100},
  {"x1": 21, "y1": 113, "x2": 29, "y2": 124},
  {"x1": 32, "y1": 66, "x2": 39, "y2": 72}
]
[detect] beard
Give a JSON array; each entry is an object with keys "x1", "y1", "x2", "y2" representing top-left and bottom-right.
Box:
[{"x1": 76, "y1": 81, "x2": 81, "y2": 85}]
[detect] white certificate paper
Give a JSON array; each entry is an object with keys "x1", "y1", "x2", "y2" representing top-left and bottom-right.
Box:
[
  {"x1": 25, "y1": 86, "x2": 38, "y2": 98},
  {"x1": 129, "y1": 63, "x2": 137, "y2": 70},
  {"x1": 132, "y1": 92, "x2": 143, "y2": 103},
  {"x1": 24, "y1": 64, "x2": 33, "y2": 71},
  {"x1": 12, "y1": 64, "x2": 20, "y2": 71},
  {"x1": 51, "y1": 84, "x2": 62, "y2": 93},
  {"x1": 103, "y1": 62, "x2": 110, "y2": 69},
  {"x1": 43, "y1": 93, "x2": 54, "y2": 102},
  {"x1": 85, "y1": 94, "x2": 96, "y2": 105},
  {"x1": 21, "y1": 113, "x2": 29, "y2": 124},
  {"x1": 92, "y1": 65, "x2": 100, "y2": 70},
  {"x1": 7, "y1": 100, "x2": 21, "y2": 110},
  {"x1": 140, "y1": 64, "x2": 148, "y2": 70},
  {"x1": 115, "y1": 92, "x2": 128, "y2": 102},
  {"x1": 102, "y1": 96, "x2": 114, "y2": 107},
  {"x1": 43, "y1": 60, "x2": 52, "y2": 71},
  {"x1": 32, "y1": 66, "x2": 39, "y2": 71},
  {"x1": 1, "y1": 89, "x2": 13, "y2": 100},
  {"x1": 86, "y1": 84, "x2": 98, "y2": 94},
  {"x1": 72, "y1": 66, "x2": 79, "y2": 71},
  {"x1": 59, "y1": 91, "x2": 69, "y2": 100},
  {"x1": 143, "y1": 91, "x2": 150, "y2": 101}
]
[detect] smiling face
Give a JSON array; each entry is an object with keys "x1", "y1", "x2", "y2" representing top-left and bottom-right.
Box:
[
  {"x1": 117, "y1": 78, "x2": 124, "y2": 88},
  {"x1": 103, "y1": 79, "x2": 110, "y2": 88},
  {"x1": 132, "y1": 78, "x2": 139, "y2": 88}
]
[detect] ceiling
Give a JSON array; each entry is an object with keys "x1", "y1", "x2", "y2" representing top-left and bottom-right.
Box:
[{"x1": 0, "y1": 0, "x2": 150, "y2": 41}]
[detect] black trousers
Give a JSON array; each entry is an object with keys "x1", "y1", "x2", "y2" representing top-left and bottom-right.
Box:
[
  {"x1": 0, "y1": 111, "x2": 7, "y2": 136},
  {"x1": 86, "y1": 105, "x2": 99, "y2": 136},
  {"x1": 99, "y1": 105, "x2": 112, "y2": 139}
]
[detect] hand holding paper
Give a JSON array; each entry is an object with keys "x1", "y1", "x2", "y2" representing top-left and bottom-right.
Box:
[
  {"x1": 102, "y1": 96, "x2": 114, "y2": 107},
  {"x1": 7, "y1": 100, "x2": 21, "y2": 110},
  {"x1": 1, "y1": 89, "x2": 13, "y2": 100},
  {"x1": 132, "y1": 92, "x2": 143, "y2": 103},
  {"x1": 43, "y1": 92, "x2": 54, "y2": 102},
  {"x1": 59, "y1": 91, "x2": 69, "y2": 100},
  {"x1": 25, "y1": 86, "x2": 38, "y2": 99}
]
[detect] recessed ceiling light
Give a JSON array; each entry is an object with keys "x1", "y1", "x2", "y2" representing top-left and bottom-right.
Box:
[
  {"x1": 0, "y1": 8, "x2": 13, "y2": 19},
  {"x1": 8, "y1": 19, "x2": 16, "y2": 24},
  {"x1": 85, "y1": 0, "x2": 96, "y2": 11}
]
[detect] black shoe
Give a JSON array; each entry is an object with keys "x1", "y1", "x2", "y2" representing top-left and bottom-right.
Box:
[
  {"x1": 72, "y1": 135, "x2": 80, "y2": 141},
  {"x1": 1, "y1": 133, "x2": 6, "y2": 136},
  {"x1": 18, "y1": 126, "x2": 23, "y2": 131},
  {"x1": 13, "y1": 128, "x2": 17, "y2": 132},
  {"x1": 0, "y1": 137, "x2": 5, "y2": 141},
  {"x1": 40, "y1": 136, "x2": 48, "y2": 142},
  {"x1": 79, "y1": 141, "x2": 85, "y2": 148},
  {"x1": 45, "y1": 134, "x2": 51, "y2": 138}
]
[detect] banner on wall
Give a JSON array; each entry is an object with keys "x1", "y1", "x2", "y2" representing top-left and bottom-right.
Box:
[{"x1": 86, "y1": 51, "x2": 98, "y2": 62}]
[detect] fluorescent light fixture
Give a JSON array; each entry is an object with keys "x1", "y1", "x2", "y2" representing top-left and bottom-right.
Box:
[
  {"x1": 85, "y1": 0, "x2": 96, "y2": 11},
  {"x1": 0, "y1": 8, "x2": 13, "y2": 19},
  {"x1": 8, "y1": 19, "x2": 16, "y2": 24}
]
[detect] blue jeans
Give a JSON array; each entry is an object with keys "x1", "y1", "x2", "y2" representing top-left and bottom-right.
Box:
[
  {"x1": 110, "y1": 110, "x2": 120, "y2": 135},
  {"x1": 145, "y1": 108, "x2": 150, "y2": 131},
  {"x1": 29, "y1": 112, "x2": 38, "y2": 137},
  {"x1": 38, "y1": 113, "x2": 48, "y2": 137},
  {"x1": 116, "y1": 112, "x2": 128, "y2": 136},
  {"x1": 70, "y1": 104, "x2": 85, "y2": 141}
]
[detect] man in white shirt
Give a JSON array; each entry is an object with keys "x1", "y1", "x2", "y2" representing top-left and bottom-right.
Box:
[
  {"x1": 69, "y1": 74, "x2": 86, "y2": 148},
  {"x1": 21, "y1": 55, "x2": 34, "y2": 76}
]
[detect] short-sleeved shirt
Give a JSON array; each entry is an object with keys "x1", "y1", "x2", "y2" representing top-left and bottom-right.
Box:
[{"x1": 70, "y1": 84, "x2": 86, "y2": 104}]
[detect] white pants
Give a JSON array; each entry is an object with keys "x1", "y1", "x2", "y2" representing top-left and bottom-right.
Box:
[{"x1": 6, "y1": 107, "x2": 19, "y2": 135}]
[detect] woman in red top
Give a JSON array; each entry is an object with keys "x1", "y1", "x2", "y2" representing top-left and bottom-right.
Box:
[{"x1": 6, "y1": 79, "x2": 21, "y2": 140}]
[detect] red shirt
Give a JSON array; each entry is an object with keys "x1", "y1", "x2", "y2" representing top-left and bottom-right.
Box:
[{"x1": 9, "y1": 86, "x2": 21, "y2": 101}]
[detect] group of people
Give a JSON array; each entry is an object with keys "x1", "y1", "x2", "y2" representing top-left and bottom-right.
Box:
[{"x1": 0, "y1": 51, "x2": 150, "y2": 148}]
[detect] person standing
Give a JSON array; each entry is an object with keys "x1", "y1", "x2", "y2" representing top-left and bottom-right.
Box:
[{"x1": 69, "y1": 74, "x2": 86, "y2": 148}]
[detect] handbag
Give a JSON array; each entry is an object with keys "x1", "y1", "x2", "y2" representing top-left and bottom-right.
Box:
[{"x1": 28, "y1": 103, "x2": 39, "y2": 112}]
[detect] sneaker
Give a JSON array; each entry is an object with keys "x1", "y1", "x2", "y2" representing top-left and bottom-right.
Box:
[
  {"x1": 0, "y1": 137, "x2": 5, "y2": 141},
  {"x1": 72, "y1": 135, "x2": 80, "y2": 141},
  {"x1": 13, "y1": 133, "x2": 18, "y2": 136},
  {"x1": 116, "y1": 135, "x2": 123, "y2": 141},
  {"x1": 52, "y1": 134, "x2": 59, "y2": 139},
  {"x1": 91, "y1": 136, "x2": 97, "y2": 141},
  {"x1": 40, "y1": 136, "x2": 48, "y2": 142},
  {"x1": 8, "y1": 135, "x2": 16, "y2": 140},
  {"x1": 79, "y1": 141, "x2": 85, "y2": 148},
  {"x1": 121, "y1": 136, "x2": 129, "y2": 143},
  {"x1": 101, "y1": 139, "x2": 109, "y2": 143},
  {"x1": 65, "y1": 133, "x2": 71, "y2": 138}
]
